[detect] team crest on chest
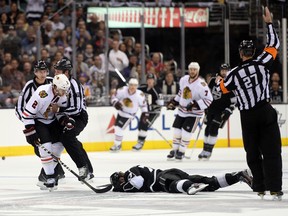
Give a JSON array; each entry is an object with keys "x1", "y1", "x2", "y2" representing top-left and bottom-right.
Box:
[
  {"x1": 39, "y1": 90, "x2": 48, "y2": 98},
  {"x1": 182, "y1": 86, "x2": 192, "y2": 99},
  {"x1": 123, "y1": 98, "x2": 133, "y2": 108}
]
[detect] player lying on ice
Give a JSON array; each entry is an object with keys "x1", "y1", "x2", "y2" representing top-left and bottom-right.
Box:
[{"x1": 110, "y1": 165, "x2": 252, "y2": 195}]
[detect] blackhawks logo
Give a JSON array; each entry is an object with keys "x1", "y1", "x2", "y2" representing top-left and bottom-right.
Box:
[
  {"x1": 182, "y1": 87, "x2": 192, "y2": 99},
  {"x1": 39, "y1": 90, "x2": 48, "y2": 98},
  {"x1": 122, "y1": 98, "x2": 133, "y2": 108}
]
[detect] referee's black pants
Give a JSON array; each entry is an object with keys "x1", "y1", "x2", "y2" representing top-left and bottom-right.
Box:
[
  {"x1": 60, "y1": 110, "x2": 93, "y2": 173},
  {"x1": 240, "y1": 103, "x2": 282, "y2": 192}
]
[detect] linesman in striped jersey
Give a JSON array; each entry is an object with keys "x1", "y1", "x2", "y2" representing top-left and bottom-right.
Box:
[
  {"x1": 216, "y1": 7, "x2": 283, "y2": 200},
  {"x1": 52, "y1": 57, "x2": 94, "y2": 181}
]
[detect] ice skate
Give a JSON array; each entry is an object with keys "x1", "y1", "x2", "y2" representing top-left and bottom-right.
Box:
[
  {"x1": 187, "y1": 183, "x2": 209, "y2": 195},
  {"x1": 44, "y1": 178, "x2": 57, "y2": 192},
  {"x1": 110, "y1": 144, "x2": 121, "y2": 152},
  {"x1": 175, "y1": 151, "x2": 184, "y2": 162},
  {"x1": 167, "y1": 150, "x2": 176, "y2": 161},
  {"x1": 198, "y1": 150, "x2": 212, "y2": 161},
  {"x1": 81, "y1": 172, "x2": 95, "y2": 184},
  {"x1": 78, "y1": 166, "x2": 88, "y2": 180},
  {"x1": 257, "y1": 192, "x2": 266, "y2": 200},
  {"x1": 132, "y1": 141, "x2": 144, "y2": 151},
  {"x1": 238, "y1": 169, "x2": 253, "y2": 188},
  {"x1": 271, "y1": 191, "x2": 283, "y2": 201}
]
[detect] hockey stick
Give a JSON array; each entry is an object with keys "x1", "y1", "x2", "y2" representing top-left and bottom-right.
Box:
[
  {"x1": 109, "y1": 60, "x2": 127, "y2": 85},
  {"x1": 146, "y1": 119, "x2": 172, "y2": 148},
  {"x1": 184, "y1": 117, "x2": 205, "y2": 159},
  {"x1": 37, "y1": 144, "x2": 112, "y2": 193}
]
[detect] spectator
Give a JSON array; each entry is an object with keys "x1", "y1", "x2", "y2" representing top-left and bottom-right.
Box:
[
  {"x1": 22, "y1": 61, "x2": 34, "y2": 81},
  {"x1": 270, "y1": 81, "x2": 283, "y2": 103},
  {"x1": 75, "y1": 53, "x2": 89, "y2": 80},
  {"x1": 45, "y1": 37, "x2": 58, "y2": 57},
  {"x1": 87, "y1": 14, "x2": 99, "y2": 36},
  {"x1": 124, "y1": 37, "x2": 134, "y2": 56},
  {"x1": 21, "y1": 26, "x2": 37, "y2": 56},
  {"x1": 6, "y1": 2, "x2": 20, "y2": 25},
  {"x1": 15, "y1": 17, "x2": 27, "y2": 39},
  {"x1": 40, "y1": 48, "x2": 51, "y2": 68},
  {"x1": 270, "y1": 72, "x2": 282, "y2": 89},
  {"x1": 0, "y1": 0, "x2": 10, "y2": 15},
  {"x1": 78, "y1": 72, "x2": 92, "y2": 99},
  {"x1": 1, "y1": 59, "x2": 26, "y2": 91},
  {"x1": 122, "y1": 54, "x2": 138, "y2": 81},
  {"x1": 76, "y1": 20, "x2": 92, "y2": 42},
  {"x1": 158, "y1": 71, "x2": 179, "y2": 95},
  {"x1": 0, "y1": 25, "x2": 21, "y2": 59},
  {"x1": 0, "y1": 25, "x2": 6, "y2": 46},
  {"x1": 83, "y1": 44, "x2": 94, "y2": 67},
  {"x1": 51, "y1": 13, "x2": 65, "y2": 31},
  {"x1": 89, "y1": 55, "x2": 105, "y2": 88},
  {"x1": 0, "y1": 81, "x2": 19, "y2": 108},
  {"x1": 146, "y1": 52, "x2": 165, "y2": 79},
  {"x1": 0, "y1": 52, "x2": 12, "y2": 70},
  {"x1": 63, "y1": 46, "x2": 72, "y2": 60},
  {"x1": 108, "y1": 40, "x2": 129, "y2": 87},
  {"x1": 25, "y1": 0, "x2": 45, "y2": 24},
  {"x1": 92, "y1": 29, "x2": 105, "y2": 55},
  {"x1": 0, "y1": 12, "x2": 10, "y2": 33},
  {"x1": 60, "y1": 7, "x2": 72, "y2": 28}
]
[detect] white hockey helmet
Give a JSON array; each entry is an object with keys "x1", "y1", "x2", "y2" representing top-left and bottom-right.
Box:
[
  {"x1": 128, "y1": 78, "x2": 139, "y2": 86},
  {"x1": 53, "y1": 74, "x2": 70, "y2": 91},
  {"x1": 188, "y1": 62, "x2": 200, "y2": 71}
]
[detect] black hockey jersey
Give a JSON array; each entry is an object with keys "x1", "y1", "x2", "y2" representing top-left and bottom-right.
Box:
[
  {"x1": 138, "y1": 84, "x2": 162, "y2": 112},
  {"x1": 207, "y1": 77, "x2": 236, "y2": 113},
  {"x1": 115, "y1": 165, "x2": 163, "y2": 192}
]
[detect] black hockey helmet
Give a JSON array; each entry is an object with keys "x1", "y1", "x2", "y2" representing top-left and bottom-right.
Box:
[
  {"x1": 238, "y1": 40, "x2": 255, "y2": 57},
  {"x1": 110, "y1": 172, "x2": 120, "y2": 186},
  {"x1": 54, "y1": 57, "x2": 73, "y2": 72},
  {"x1": 220, "y1": 63, "x2": 230, "y2": 70},
  {"x1": 34, "y1": 60, "x2": 48, "y2": 71}
]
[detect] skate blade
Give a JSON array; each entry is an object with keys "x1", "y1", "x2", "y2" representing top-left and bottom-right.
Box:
[{"x1": 198, "y1": 157, "x2": 210, "y2": 161}]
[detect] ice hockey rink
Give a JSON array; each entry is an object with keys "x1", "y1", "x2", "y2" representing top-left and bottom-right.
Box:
[{"x1": 0, "y1": 147, "x2": 287, "y2": 216}]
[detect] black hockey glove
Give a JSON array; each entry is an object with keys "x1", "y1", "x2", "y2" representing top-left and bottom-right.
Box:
[
  {"x1": 221, "y1": 108, "x2": 233, "y2": 121},
  {"x1": 23, "y1": 125, "x2": 40, "y2": 146},
  {"x1": 186, "y1": 100, "x2": 200, "y2": 111},
  {"x1": 141, "y1": 112, "x2": 149, "y2": 124},
  {"x1": 166, "y1": 99, "x2": 179, "y2": 110},
  {"x1": 60, "y1": 116, "x2": 76, "y2": 131},
  {"x1": 113, "y1": 101, "x2": 123, "y2": 110}
]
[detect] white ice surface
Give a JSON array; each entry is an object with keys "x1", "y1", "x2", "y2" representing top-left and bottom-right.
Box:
[{"x1": 0, "y1": 147, "x2": 287, "y2": 216}]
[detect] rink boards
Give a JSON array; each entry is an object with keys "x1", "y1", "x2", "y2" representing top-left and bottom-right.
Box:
[{"x1": 0, "y1": 105, "x2": 287, "y2": 156}]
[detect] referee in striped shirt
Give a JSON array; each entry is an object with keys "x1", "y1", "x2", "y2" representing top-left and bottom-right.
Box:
[
  {"x1": 53, "y1": 57, "x2": 94, "y2": 181},
  {"x1": 217, "y1": 7, "x2": 283, "y2": 199}
]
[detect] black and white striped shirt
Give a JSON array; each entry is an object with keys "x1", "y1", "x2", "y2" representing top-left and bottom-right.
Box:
[
  {"x1": 58, "y1": 78, "x2": 87, "y2": 116},
  {"x1": 15, "y1": 77, "x2": 53, "y2": 121},
  {"x1": 217, "y1": 23, "x2": 279, "y2": 111}
]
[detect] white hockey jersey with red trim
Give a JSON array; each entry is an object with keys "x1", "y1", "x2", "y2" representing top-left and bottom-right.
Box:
[
  {"x1": 175, "y1": 75, "x2": 213, "y2": 117},
  {"x1": 22, "y1": 84, "x2": 68, "y2": 126},
  {"x1": 111, "y1": 86, "x2": 148, "y2": 118}
]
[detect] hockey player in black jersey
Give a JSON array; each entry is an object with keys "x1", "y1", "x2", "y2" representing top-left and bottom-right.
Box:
[
  {"x1": 198, "y1": 63, "x2": 236, "y2": 160},
  {"x1": 132, "y1": 73, "x2": 164, "y2": 150},
  {"x1": 110, "y1": 165, "x2": 252, "y2": 194}
]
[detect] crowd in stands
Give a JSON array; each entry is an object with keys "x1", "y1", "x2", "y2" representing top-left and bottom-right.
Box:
[{"x1": 0, "y1": 0, "x2": 284, "y2": 108}]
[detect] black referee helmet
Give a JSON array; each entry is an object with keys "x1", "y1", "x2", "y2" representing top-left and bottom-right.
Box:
[
  {"x1": 54, "y1": 57, "x2": 73, "y2": 73},
  {"x1": 239, "y1": 40, "x2": 255, "y2": 57}
]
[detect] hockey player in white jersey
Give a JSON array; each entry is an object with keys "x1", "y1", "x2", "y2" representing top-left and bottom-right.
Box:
[
  {"x1": 166, "y1": 62, "x2": 213, "y2": 161},
  {"x1": 22, "y1": 74, "x2": 70, "y2": 190},
  {"x1": 110, "y1": 78, "x2": 149, "y2": 152}
]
